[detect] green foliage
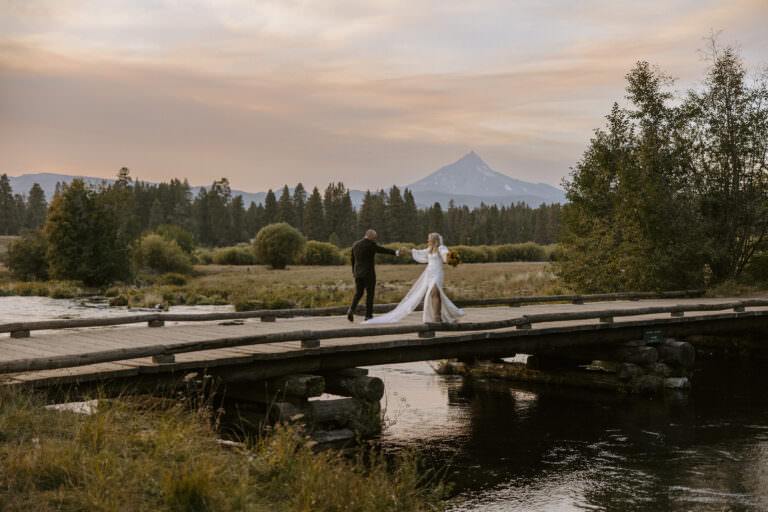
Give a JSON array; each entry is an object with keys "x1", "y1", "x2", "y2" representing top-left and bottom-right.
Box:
[
  {"x1": 133, "y1": 234, "x2": 193, "y2": 274},
  {"x1": 253, "y1": 222, "x2": 306, "y2": 269},
  {"x1": 744, "y1": 252, "x2": 768, "y2": 283},
  {"x1": 156, "y1": 224, "x2": 195, "y2": 254},
  {"x1": 193, "y1": 247, "x2": 214, "y2": 264},
  {"x1": 4, "y1": 230, "x2": 49, "y2": 281},
  {"x1": 212, "y1": 244, "x2": 255, "y2": 265},
  {"x1": 44, "y1": 179, "x2": 132, "y2": 286},
  {"x1": 494, "y1": 242, "x2": 547, "y2": 262},
  {"x1": 302, "y1": 241, "x2": 345, "y2": 265}
]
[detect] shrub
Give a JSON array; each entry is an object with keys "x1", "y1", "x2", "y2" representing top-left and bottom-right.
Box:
[
  {"x1": 133, "y1": 234, "x2": 193, "y2": 274},
  {"x1": 302, "y1": 241, "x2": 345, "y2": 265},
  {"x1": 451, "y1": 245, "x2": 488, "y2": 263},
  {"x1": 155, "y1": 224, "x2": 195, "y2": 254},
  {"x1": 4, "y1": 230, "x2": 49, "y2": 281},
  {"x1": 212, "y1": 245, "x2": 255, "y2": 265},
  {"x1": 193, "y1": 248, "x2": 214, "y2": 265},
  {"x1": 494, "y1": 242, "x2": 547, "y2": 262},
  {"x1": 157, "y1": 273, "x2": 188, "y2": 286},
  {"x1": 253, "y1": 223, "x2": 305, "y2": 269}
]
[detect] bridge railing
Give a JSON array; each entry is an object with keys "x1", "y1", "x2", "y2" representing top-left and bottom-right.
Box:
[
  {"x1": 1, "y1": 296, "x2": 767, "y2": 376},
  {"x1": 0, "y1": 289, "x2": 704, "y2": 338}
]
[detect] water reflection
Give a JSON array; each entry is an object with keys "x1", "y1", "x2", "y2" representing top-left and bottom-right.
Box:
[{"x1": 370, "y1": 361, "x2": 768, "y2": 511}]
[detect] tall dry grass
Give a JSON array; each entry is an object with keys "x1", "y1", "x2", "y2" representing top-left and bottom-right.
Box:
[{"x1": 0, "y1": 388, "x2": 447, "y2": 511}]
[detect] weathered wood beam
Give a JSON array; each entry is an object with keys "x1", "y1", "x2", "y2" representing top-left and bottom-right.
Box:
[{"x1": 322, "y1": 374, "x2": 384, "y2": 401}]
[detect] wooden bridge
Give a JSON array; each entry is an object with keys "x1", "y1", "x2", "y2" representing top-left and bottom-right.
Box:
[{"x1": 2, "y1": 290, "x2": 767, "y2": 397}]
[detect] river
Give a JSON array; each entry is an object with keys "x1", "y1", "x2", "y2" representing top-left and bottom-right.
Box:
[{"x1": 2, "y1": 297, "x2": 767, "y2": 511}]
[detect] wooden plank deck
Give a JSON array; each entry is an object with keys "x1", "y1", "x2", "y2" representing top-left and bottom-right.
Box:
[{"x1": 2, "y1": 297, "x2": 767, "y2": 389}]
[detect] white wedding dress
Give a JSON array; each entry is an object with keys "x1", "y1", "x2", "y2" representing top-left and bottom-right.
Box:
[{"x1": 362, "y1": 244, "x2": 465, "y2": 324}]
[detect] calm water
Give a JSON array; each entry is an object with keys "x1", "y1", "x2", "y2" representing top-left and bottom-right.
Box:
[{"x1": 3, "y1": 297, "x2": 767, "y2": 511}]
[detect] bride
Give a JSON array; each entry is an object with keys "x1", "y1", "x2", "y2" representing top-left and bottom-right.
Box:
[{"x1": 363, "y1": 233, "x2": 465, "y2": 324}]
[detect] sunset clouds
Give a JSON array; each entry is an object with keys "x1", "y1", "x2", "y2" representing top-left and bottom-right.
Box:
[{"x1": 1, "y1": 0, "x2": 766, "y2": 191}]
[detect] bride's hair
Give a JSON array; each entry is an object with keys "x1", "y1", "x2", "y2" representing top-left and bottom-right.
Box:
[{"x1": 428, "y1": 232, "x2": 441, "y2": 253}]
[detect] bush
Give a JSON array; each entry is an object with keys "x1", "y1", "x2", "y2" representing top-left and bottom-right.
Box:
[
  {"x1": 302, "y1": 241, "x2": 345, "y2": 265},
  {"x1": 193, "y1": 248, "x2": 214, "y2": 265},
  {"x1": 4, "y1": 230, "x2": 49, "y2": 281},
  {"x1": 253, "y1": 223, "x2": 305, "y2": 269},
  {"x1": 157, "y1": 273, "x2": 188, "y2": 286},
  {"x1": 451, "y1": 245, "x2": 488, "y2": 263},
  {"x1": 133, "y1": 234, "x2": 193, "y2": 274},
  {"x1": 212, "y1": 245, "x2": 255, "y2": 265},
  {"x1": 494, "y1": 242, "x2": 547, "y2": 262},
  {"x1": 155, "y1": 224, "x2": 195, "y2": 254}
]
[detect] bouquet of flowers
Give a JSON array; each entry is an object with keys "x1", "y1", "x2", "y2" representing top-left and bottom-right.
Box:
[{"x1": 446, "y1": 249, "x2": 462, "y2": 268}]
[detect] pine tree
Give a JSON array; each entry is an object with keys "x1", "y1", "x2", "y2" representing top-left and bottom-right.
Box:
[
  {"x1": 0, "y1": 174, "x2": 19, "y2": 235},
  {"x1": 263, "y1": 189, "x2": 278, "y2": 225},
  {"x1": 293, "y1": 183, "x2": 307, "y2": 233},
  {"x1": 303, "y1": 186, "x2": 326, "y2": 241},
  {"x1": 24, "y1": 183, "x2": 48, "y2": 230},
  {"x1": 277, "y1": 185, "x2": 295, "y2": 226}
]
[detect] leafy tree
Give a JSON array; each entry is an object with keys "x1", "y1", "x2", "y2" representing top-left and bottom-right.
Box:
[
  {"x1": 686, "y1": 40, "x2": 768, "y2": 282},
  {"x1": 45, "y1": 179, "x2": 131, "y2": 286},
  {"x1": 253, "y1": 222, "x2": 305, "y2": 269},
  {"x1": 4, "y1": 229, "x2": 48, "y2": 281}
]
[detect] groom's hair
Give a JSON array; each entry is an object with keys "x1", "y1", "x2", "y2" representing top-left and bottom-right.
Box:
[{"x1": 365, "y1": 229, "x2": 377, "y2": 240}]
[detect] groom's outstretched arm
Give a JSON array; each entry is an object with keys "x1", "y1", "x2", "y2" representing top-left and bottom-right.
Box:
[{"x1": 374, "y1": 244, "x2": 397, "y2": 256}]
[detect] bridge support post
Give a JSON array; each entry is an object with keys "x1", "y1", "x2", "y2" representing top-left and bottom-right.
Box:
[
  {"x1": 10, "y1": 330, "x2": 30, "y2": 338},
  {"x1": 418, "y1": 330, "x2": 435, "y2": 338},
  {"x1": 261, "y1": 315, "x2": 276, "y2": 323},
  {"x1": 148, "y1": 319, "x2": 164, "y2": 328},
  {"x1": 301, "y1": 339, "x2": 320, "y2": 349}
]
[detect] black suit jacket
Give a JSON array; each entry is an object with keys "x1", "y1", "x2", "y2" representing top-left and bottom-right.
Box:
[{"x1": 351, "y1": 238, "x2": 397, "y2": 279}]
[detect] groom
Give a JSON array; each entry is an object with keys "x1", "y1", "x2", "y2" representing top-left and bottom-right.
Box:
[{"x1": 347, "y1": 229, "x2": 401, "y2": 322}]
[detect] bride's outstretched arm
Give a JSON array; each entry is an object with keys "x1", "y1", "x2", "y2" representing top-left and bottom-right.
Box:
[{"x1": 410, "y1": 248, "x2": 429, "y2": 263}]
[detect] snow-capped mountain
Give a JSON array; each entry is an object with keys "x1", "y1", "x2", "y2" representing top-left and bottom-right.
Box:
[{"x1": 407, "y1": 151, "x2": 565, "y2": 205}]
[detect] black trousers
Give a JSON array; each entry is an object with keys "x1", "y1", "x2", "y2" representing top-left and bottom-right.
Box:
[{"x1": 350, "y1": 276, "x2": 376, "y2": 318}]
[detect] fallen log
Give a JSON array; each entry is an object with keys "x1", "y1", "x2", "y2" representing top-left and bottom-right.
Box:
[{"x1": 322, "y1": 374, "x2": 384, "y2": 402}]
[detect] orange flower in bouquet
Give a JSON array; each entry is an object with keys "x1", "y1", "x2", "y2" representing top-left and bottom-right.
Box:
[{"x1": 446, "y1": 249, "x2": 462, "y2": 268}]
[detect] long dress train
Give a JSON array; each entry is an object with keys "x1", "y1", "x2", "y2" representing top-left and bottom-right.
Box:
[{"x1": 362, "y1": 245, "x2": 465, "y2": 324}]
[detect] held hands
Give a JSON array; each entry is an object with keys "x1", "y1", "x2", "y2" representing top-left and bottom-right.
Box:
[{"x1": 399, "y1": 247, "x2": 411, "y2": 254}]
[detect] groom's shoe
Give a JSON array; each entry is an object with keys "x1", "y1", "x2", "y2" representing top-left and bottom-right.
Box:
[
  {"x1": 346, "y1": 309, "x2": 354, "y2": 322},
  {"x1": 365, "y1": 315, "x2": 373, "y2": 321}
]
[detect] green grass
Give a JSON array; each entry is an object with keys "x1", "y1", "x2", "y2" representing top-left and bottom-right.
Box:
[{"x1": 0, "y1": 388, "x2": 447, "y2": 511}]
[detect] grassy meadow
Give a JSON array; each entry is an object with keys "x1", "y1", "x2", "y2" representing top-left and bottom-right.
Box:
[{"x1": 0, "y1": 261, "x2": 562, "y2": 309}]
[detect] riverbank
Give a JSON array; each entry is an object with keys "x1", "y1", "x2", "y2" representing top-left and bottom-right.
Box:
[
  {"x1": 0, "y1": 387, "x2": 447, "y2": 511},
  {"x1": 0, "y1": 261, "x2": 562, "y2": 310}
]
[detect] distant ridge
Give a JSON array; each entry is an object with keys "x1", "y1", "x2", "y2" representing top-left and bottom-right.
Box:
[{"x1": 6, "y1": 154, "x2": 565, "y2": 209}]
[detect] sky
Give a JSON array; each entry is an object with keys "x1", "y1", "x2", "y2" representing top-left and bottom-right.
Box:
[{"x1": 1, "y1": 0, "x2": 766, "y2": 192}]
